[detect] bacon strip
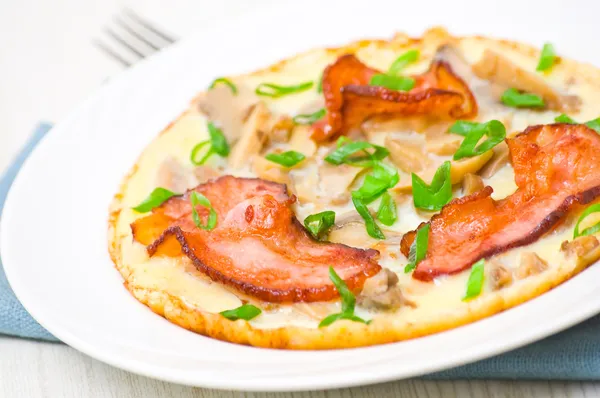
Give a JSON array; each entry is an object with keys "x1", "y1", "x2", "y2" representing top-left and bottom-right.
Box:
[
  {"x1": 131, "y1": 176, "x2": 381, "y2": 302},
  {"x1": 312, "y1": 54, "x2": 477, "y2": 142},
  {"x1": 401, "y1": 124, "x2": 600, "y2": 281}
]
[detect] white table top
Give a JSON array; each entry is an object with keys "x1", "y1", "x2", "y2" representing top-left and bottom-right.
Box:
[{"x1": 0, "y1": 1, "x2": 596, "y2": 396}]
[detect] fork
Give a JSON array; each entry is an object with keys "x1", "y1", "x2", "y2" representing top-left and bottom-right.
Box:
[{"x1": 94, "y1": 8, "x2": 177, "y2": 67}]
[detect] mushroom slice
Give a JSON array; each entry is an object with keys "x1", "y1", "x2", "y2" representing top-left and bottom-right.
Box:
[
  {"x1": 462, "y1": 173, "x2": 484, "y2": 196},
  {"x1": 329, "y1": 212, "x2": 403, "y2": 249},
  {"x1": 385, "y1": 136, "x2": 431, "y2": 173},
  {"x1": 228, "y1": 102, "x2": 272, "y2": 169},
  {"x1": 516, "y1": 252, "x2": 548, "y2": 279},
  {"x1": 288, "y1": 125, "x2": 317, "y2": 157},
  {"x1": 195, "y1": 83, "x2": 257, "y2": 144},
  {"x1": 265, "y1": 115, "x2": 294, "y2": 143},
  {"x1": 488, "y1": 260, "x2": 513, "y2": 291},
  {"x1": 394, "y1": 150, "x2": 494, "y2": 192},
  {"x1": 251, "y1": 156, "x2": 291, "y2": 186},
  {"x1": 317, "y1": 163, "x2": 363, "y2": 205},
  {"x1": 472, "y1": 49, "x2": 580, "y2": 112},
  {"x1": 560, "y1": 235, "x2": 600, "y2": 271},
  {"x1": 561, "y1": 235, "x2": 600, "y2": 258},
  {"x1": 479, "y1": 141, "x2": 510, "y2": 178},
  {"x1": 155, "y1": 156, "x2": 199, "y2": 193},
  {"x1": 357, "y1": 268, "x2": 415, "y2": 311}
]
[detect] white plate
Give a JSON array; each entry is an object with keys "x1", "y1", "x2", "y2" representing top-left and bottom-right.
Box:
[{"x1": 3, "y1": 0, "x2": 600, "y2": 392}]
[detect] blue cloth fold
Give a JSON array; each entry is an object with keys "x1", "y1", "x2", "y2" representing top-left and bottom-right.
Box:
[{"x1": 1, "y1": 123, "x2": 599, "y2": 376}]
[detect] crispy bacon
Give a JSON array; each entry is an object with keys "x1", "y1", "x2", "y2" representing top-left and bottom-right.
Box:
[
  {"x1": 400, "y1": 124, "x2": 600, "y2": 281},
  {"x1": 131, "y1": 176, "x2": 381, "y2": 302},
  {"x1": 312, "y1": 54, "x2": 477, "y2": 142}
]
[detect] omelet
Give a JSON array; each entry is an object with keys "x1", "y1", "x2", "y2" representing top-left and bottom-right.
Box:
[{"x1": 108, "y1": 27, "x2": 600, "y2": 349}]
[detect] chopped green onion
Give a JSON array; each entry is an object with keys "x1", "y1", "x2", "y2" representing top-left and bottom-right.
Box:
[
  {"x1": 304, "y1": 211, "x2": 336, "y2": 241},
  {"x1": 255, "y1": 81, "x2": 314, "y2": 98},
  {"x1": 412, "y1": 161, "x2": 452, "y2": 211},
  {"x1": 376, "y1": 192, "x2": 397, "y2": 226},
  {"x1": 190, "y1": 122, "x2": 230, "y2": 165},
  {"x1": 132, "y1": 187, "x2": 178, "y2": 213},
  {"x1": 292, "y1": 108, "x2": 326, "y2": 125},
  {"x1": 586, "y1": 118, "x2": 600, "y2": 133},
  {"x1": 501, "y1": 88, "x2": 545, "y2": 108},
  {"x1": 536, "y1": 43, "x2": 556, "y2": 72},
  {"x1": 388, "y1": 49, "x2": 420, "y2": 75},
  {"x1": 265, "y1": 150, "x2": 306, "y2": 167},
  {"x1": 208, "y1": 77, "x2": 238, "y2": 94},
  {"x1": 319, "y1": 267, "x2": 369, "y2": 327},
  {"x1": 369, "y1": 74, "x2": 416, "y2": 91},
  {"x1": 317, "y1": 72, "x2": 323, "y2": 93},
  {"x1": 573, "y1": 203, "x2": 600, "y2": 239},
  {"x1": 336, "y1": 136, "x2": 351, "y2": 148},
  {"x1": 404, "y1": 224, "x2": 430, "y2": 273},
  {"x1": 190, "y1": 191, "x2": 217, "y2": 230},
  {"x1": 555, "y1": 114, "x2": 577, "y2": 124},
  {"x1": 554, "y1": 114, "x2": 600, "y2": 133},
  {"x1": 448, "y1": 120, "x2": 480, "y2": 136},
  {"x1": 463, "y1": 259, "x2": 485, "y2": 301},
  {"x1": 325, "y1": 141, "x2": 389, "y2": 167},
  {"x1": 220, "y1": 304, "x2": 261, "y2": 321},
  {"x1": 356, "y1": 162, "x2": 399, "y2": 203},
  {"x1": 451, "y1": 120, "x2": 507, "y2": 161},
  {"x1": 351, "y1": 191, "x2": 385, "y2": 240}
]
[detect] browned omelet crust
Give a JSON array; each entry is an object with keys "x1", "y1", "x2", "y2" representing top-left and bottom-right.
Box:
[{"x1": 108, "y1": 27, "x2": 600, "y2": 349}]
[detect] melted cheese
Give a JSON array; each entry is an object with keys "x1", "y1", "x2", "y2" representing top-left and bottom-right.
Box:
[{"x1": 115, "y1": 34, "x2": 600, "y2": 330}]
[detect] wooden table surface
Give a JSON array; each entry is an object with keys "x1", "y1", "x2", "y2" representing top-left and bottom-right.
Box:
[
  {"x1": 2, "y1": 337, "x2": 598, "y2": 398},
  {"x1": 1, "y1": 1, "x2": 598, "y2": 397}
]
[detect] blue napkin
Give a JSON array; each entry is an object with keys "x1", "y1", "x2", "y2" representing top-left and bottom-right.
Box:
[
  {"x1": 0, "y1": 123, "x2": 58, "y2": 341},
  {"x1": 1, "y1": 124, "x2": 599, "y2": 376}
]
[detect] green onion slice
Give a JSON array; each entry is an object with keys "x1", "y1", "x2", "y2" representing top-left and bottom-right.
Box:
[
  {"x1": 319, "y1": 267, "x2": 369, "y2": 327},
  {"x1": 463, "y1": 259, "x2": 485, "y2": 301},
  {"x1": 325, "y1": 141, "x2": 389, "y2": 167},
  {"x1": 336, "y1": 136, "x2": 351, "y2": 148},
  {"x1": 220, "y1": 304, "x2": 261, "y2": 321},
  {"x1": 536, "y1": 43, "x2": 556, "y2": 72},
  {"x1": 132, "y1": 187, "x2": 178, "y2": 213},
  {"x1": 554, "y1": 114, "x2": 600, "y2": 133},
  {"x1": 208, "y1": 77, "x2": 238, "y2": 94},
  {"x1": 356, "y1": 162, "x2": 399, "y2": 203},
  {"x1": 190, "y1": 122, "x2": 230, "y2": 165},
  {"x1": 501, "y1": 88, "x2": 545, "y2": 108},
  {"x1": 292, "y1": 108, "x2": 326, "y2": 125},
  {"x1": 586, "y1": 118, "x2": 600, "y2": 133},
  {"x1": 317, "y1": 72, "x2": 323, "y2": 93},
  {"x1": 448, "y1": 120, "x2": 480, "y2": 136},
  {"x1": 190, "y1": 191, "x2": 217, "y2": 230},
  {"x1": 304, "y1": 211, "x2": 336, "y2": 241},
  {"x1": 376, "y1": 192, "x2": 397, "y2": 226},
  {"x1": 388, "y1": 49, "x2": 420, "y2": 75},
  {"x1": 404, "y1": 224, "x2": 430, "y2": 273},
  {"x1": 412, "y1": 161, "x2": 452, "y2": 211},
  {"x1": 573, "y1": 203, "x2": 600, "y2": 239},
  {"x1": 370, "y1": 74, "x2": 416, "y2": 91},
  {"x1": 265, "y1": 150, "x2": 306, "y2": 168},
  {"x1": 451, "y1": 120, "x2": 507, "y2": 161},
  {"x1": 255, "y1": 81, "x2": 314, "y2": 98},
  {"x1": 554, "y1": 114, "x2": 577, "y2": 124},
  {"x1": 351, "y1": 191, "x2": 385, "y2": 240}
]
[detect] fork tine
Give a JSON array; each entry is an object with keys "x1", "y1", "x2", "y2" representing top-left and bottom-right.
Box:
[
  {"x1": 93, "y1": 39, "x2": 133, "y2": 67},
  {"x1": 104, "y1": 27, "x2": 147, "y2": 59},
  {"x1": 114, "y1": 16, "x2": 162, "y2": 51},
  {"x1": 123, "y1": 8, "x2": 176, "y2": 44}
]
